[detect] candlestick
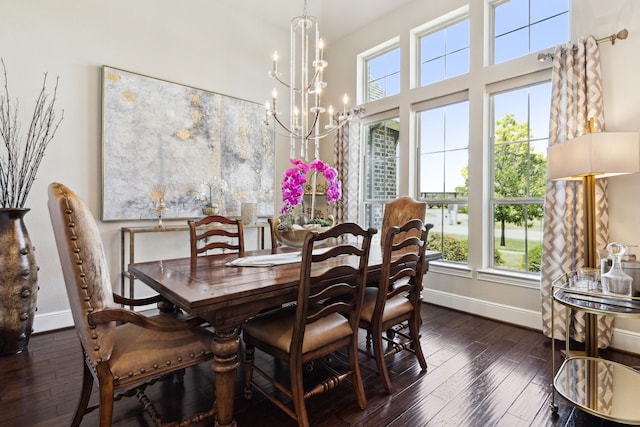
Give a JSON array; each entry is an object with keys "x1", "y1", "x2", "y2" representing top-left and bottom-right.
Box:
[{"x1": 272, "y1": 88, "x2": 277, "y2": 113}]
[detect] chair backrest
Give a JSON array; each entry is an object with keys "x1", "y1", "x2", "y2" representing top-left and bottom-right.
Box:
[
  {"x1": 376, "y1": 219, "x2": 433, "y2": 317},
  {"x1": 47, "y1": 182, "x2": 116, "y2": 366},
  {"x1": 267, "y1": 217, "x2": 281, "y2": 253},
  {"x1": 380, "y1": 196, "x2": 426, "y2": 249},
  {"x1": 291, "y1": 223, "x2": 376, "y2": 355},
  {"x1": 188, "y1": 215, "x2": 245, "y2": 258}
]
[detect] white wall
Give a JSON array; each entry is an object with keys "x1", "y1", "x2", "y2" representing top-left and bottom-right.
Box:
[
  {"x1": 5, "y1": 0, "x2": 640, "y2": 349},
  {"x1": 0, "y1": 0, "x2": 291, "y2": 331},
  {"x1": 323, "y1": 0, "x2": 640, "y2": 350}
]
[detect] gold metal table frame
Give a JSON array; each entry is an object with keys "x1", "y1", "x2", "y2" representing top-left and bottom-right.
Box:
[{"x1": 551, "y1": 273, "x2": 640, "y2": 424}]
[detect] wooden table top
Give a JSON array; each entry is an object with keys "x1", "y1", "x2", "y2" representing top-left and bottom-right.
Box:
[{"x1": 128, "y1": 247, "x2": 441, "y2": 324}]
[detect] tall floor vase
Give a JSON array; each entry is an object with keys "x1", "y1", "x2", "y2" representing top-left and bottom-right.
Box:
[{"x1": 0, "y1": 208, "x2": 38, "y2": 356}]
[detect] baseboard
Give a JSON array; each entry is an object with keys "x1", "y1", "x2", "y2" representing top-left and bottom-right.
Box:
[
  {"x1": 33, "y1": 309, "x2": 73, "y2": 334},
  {"x1": 422, "y1": 288, "x2": 640, "y2": 354},
  {"x1": 422, "y1": 288, "x2": 542, "y2": 330}
]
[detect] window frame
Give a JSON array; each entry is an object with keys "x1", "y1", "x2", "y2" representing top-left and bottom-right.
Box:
[
  {"x1": 413, "y1": 7, "x2": 470, "y2": 88},
  {"x1": 487, "y1": 72, "x2": 551, "y2": 273},
  {"x1": 414, "y1": 92, "x2": 470, "y2": 264},
  {"x1": 357, "y1": 37, "x2": 400, "y2": 105},
  {"x1": 359, "y1": 111, "x2": 401, "y2": 231},
  {"x1": 490, "y1": 0, "x2": 569, "y2": 64}
]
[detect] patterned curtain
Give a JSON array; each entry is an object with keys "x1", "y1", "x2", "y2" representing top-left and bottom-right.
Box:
[
  {"x1": 333, "y1": 113, "x2": 360, "y2": 224},
  {"x1": 540, "y1": 36, "x2": 613, "y2": 347}
]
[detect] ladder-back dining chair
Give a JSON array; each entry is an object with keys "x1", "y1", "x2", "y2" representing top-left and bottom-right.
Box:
[
  {"x1": 188, "y1": 214, "x2": 244, "y2": 259},
  {"x1": 47, "y1": 182, "x2": 216, "y2": 426},
  {"x1": 359, "y1": 218, "x2": 433, "y2": 394},
  {"x1": 380, "y1": 196, "x2": 426, "y2": 249},
  {"x1": 242, "y1": 222, "x2": 376, "y2": 427},
  {"x1": 267, "y1": 217, "x2": 281, "y2": 253}
]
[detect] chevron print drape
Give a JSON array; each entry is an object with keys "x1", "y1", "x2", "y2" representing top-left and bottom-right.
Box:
[
  {"x1": 333, "y1": 114, "x2": 360, "y2": 225},
  {"x1": 540, "y1": 36, "x2": 613, "y2": 347}
]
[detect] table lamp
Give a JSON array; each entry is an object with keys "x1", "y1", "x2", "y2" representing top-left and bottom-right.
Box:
[{"x1": 548, "y1": 130, "x2": 640, "y2": 356}]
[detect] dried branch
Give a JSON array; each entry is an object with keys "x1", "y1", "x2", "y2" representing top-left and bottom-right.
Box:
[{"x1": 0, "y1": 58, "x2": 64, "y2": 208}]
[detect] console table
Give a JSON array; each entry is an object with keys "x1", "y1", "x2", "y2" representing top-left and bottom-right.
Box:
[
  {"x1": 551, "y1": 274, "x2": 640, "y2": 424},
  {"x1": 120, "y1": 222, "x2": 268, "y2": 301}
]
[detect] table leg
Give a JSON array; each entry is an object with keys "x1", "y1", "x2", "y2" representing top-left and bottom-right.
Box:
[
  {"x1": 584, "y1": 312, "x2": 598, "y2": 357},
  {"x1": 212, "y1": 326, "x2": 240, "y2": 427}
]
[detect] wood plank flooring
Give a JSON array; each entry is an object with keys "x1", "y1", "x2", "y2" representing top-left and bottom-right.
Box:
[{"x1": 1, "y1": 303, "x2": 638, "y2": 426}]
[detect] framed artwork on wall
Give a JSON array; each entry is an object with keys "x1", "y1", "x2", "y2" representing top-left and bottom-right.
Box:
[{"x1": 101, "y1": 65, "x2": 274, "y2": 221}]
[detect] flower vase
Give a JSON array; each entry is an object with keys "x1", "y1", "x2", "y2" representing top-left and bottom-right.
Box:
[
  {"x1": 272, "y1": 215, "x2": 335, "y2": 248},
  {"x1": 202, "y1": 206, "x2": 219, "y2": 216},
  {"x1": 0, "y1": 208, "x2": 39, "y2": 356}
]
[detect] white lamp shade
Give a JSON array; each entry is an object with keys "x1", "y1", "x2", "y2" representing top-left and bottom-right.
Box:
[{"x1": 548, "y1": 132, "x2": 640, "y2": 180}]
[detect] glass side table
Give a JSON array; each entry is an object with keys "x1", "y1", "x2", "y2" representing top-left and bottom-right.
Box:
[{"x1": 551, "y1": 273, "x2": 640, "y2": 424}]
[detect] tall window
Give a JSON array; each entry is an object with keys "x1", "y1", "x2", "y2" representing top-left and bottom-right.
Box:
[
  {"x1": 365, "y1": 48, "x2": 400, "y2": 102},
  {"x1": 419, "y1": 18, "x2": 469, "y2": 86},
  {"x1": 418, "y1": 100, "x2": 469, "y2": 263},
  {"x1": 490, "y1": 82, "x2": 550, "y2": 272},
  {"x1": 362, "y1": 117, "x2": 400, "y2": 230},
  {"x1": 493, "y1": 0, "x2": 569, "y2": 63}
]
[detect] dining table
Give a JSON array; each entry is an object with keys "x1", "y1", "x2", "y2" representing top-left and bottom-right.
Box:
[{"x1": 128, "y1": 244, "x2": 441, "y2": 426}]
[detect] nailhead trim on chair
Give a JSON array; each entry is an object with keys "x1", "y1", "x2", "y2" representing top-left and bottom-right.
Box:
[
  {"x1": 53, "y1": 183, "x2": 214, "y2": 388},
  {"x1": 57, "y1": 185, "x2": 99, "y2": 361}
]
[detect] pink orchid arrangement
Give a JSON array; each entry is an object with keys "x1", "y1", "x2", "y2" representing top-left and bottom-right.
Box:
[{"x1": 281, "y1": 158, "x2": 341, "y2": 216}]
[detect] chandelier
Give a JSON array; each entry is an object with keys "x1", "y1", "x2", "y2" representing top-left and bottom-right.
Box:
[{"x1": 264, "y1": 0, "x2": 357, "y2": 162}]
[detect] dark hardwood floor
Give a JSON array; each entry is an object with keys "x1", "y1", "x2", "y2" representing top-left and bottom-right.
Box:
[{"x1": 2, "y1": 303, "x2": 638, "y2": 426}]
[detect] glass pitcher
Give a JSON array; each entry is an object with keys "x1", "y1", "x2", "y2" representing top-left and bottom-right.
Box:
[{"x1": 601, "y1": 242, "x2": 633, "y2": 297}]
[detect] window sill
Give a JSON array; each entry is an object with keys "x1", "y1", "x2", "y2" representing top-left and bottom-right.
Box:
[
  {"x1": 428, "y1": 262, "x2": 541, "y2": 289},
  {"x1": 477, "y1": 268, "x2": 541, "y2": 289},
  {"x1": 429, "y1": 261, "x2": 472, "y2": 278}
]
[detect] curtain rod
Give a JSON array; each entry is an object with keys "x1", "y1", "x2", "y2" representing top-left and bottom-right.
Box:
[{"x1": 537, "y1": 28, "x2": 628, "y2": 62}]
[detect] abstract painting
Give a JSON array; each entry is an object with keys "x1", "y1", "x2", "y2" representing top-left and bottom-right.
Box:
[{"x1": 101, "y1": 65, "x2": 274, "y2": 221}]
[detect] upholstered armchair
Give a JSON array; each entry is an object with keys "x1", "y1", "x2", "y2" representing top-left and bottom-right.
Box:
[{"x1": 47, "y1": 182, "x2": 216, "y2": 426}]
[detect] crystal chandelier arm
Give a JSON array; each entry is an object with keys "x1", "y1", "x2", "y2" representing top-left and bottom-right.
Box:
[
  {"x1": 305, "y1": 66, "x2": 325, "y2": 93},
  {"x1": 270, "y1": 67, "x2": 324, "y2": 94},
  {"x1": 272, "y1": 113, "x2": 302, "y2": 139},
  {"x1": 304, "y1": 111, "x2": 320, "y2": 141},
  {"x1": 270, "y1": 73, "x2": 293, "y2": 91}
]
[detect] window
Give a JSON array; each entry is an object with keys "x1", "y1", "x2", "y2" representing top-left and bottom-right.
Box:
[
  {"x1": 418, "y1": 100, "x2": 469, "y2": 263},
  {"x1": 419, "y1": 19, "x2": 469, "y2": 86},
  {"x1": 493, "y1": 0, "x2": 569, "y2": 64},
  {"x1": 355, "y1": 3, "x2": 567, "y2": 278},
  {"x1": 362, "y1": 117, "x2": 400, "y2": 230},
  {"x1": 490, "y1": 82, "x2": 550, "y2": 272},
  {"x1": 365, "y1": 48, "x2": 400, "y2": 102}
]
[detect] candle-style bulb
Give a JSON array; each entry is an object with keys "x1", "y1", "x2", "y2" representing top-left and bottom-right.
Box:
[{"x1": 272, "y1": 51, "x2": 278, "y2": 74}]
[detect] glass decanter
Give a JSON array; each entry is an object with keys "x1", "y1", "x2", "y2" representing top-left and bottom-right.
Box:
[{"x1": 601, "y1": 242, "x2": 633, "y2": 297}]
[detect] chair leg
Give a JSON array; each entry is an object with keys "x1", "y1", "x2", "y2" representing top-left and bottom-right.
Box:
[
  {"x1": 409, "y1": 315, "x2": 427, "y2": 370},
  {"x1": 97, "y1": 373, "x2": 115, "y2": 427},
  {"x1": 348, "y1": 341, "x2": 368, "y2": 409},
  {"x1": 244, "y1": 343, "x2": 255, "y2": 399},
  {"x1": 373, "y1": 327, "x2": 393, "y2": 394},
  {"x1": 174, "y1": 368, "x2": 186, "y2": 383},
  {"x1": 290, "y1": 362, "x2": 310, "y2": 427},
  {"x1": 71, "y1": 360, "x2": 94, "y2": 427}
]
